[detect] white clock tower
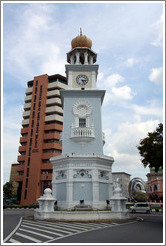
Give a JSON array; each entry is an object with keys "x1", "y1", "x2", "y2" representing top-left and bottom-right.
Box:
[{"x1": 50, "y1": 30, "x2": 114, "y2": 210}]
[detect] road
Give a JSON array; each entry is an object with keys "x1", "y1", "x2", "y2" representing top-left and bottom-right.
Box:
[
  {"x1": 3, "y1": 209, "x2": 163, "y2": 244},
  {"x1": 54, "y1": 213, "x2": 163, "y2": 244},
  {"x1": 3, "y1": 209, "x2": 34, "y2": 239}
]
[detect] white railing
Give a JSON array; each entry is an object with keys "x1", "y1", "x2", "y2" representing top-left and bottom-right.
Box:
[
  {"x1": 71, "y1": 127, "x2": 95, "y2": 138},
  {"x1": 71, "y1": 127, "x2": 95, "y2": 144}
]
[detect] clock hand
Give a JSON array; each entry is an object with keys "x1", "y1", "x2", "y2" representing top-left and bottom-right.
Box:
[{"x1": 81, "y1": 79, "x2": 86, "y2": 84}]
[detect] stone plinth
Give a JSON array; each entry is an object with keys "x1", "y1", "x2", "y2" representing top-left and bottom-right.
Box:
[
  {"x1": 37, "y1": 188, "x2": 55, "y2": 213},
  {"x1": 110, "y1": 179, "x2": 128, "y2": 213},
  {"x1": 34, "y1": 210, "x2": 131, "y2": 221}
]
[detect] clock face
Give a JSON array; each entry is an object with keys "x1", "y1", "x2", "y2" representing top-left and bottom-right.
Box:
[{"x1": 76, "y1": 74, "x2": 88, "y2": 85}]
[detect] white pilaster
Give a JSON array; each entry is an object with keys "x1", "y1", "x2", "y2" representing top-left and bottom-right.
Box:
[
  {"x1": 92, "y1": 169, "x2": 99, "y2": 207},
  {"x1": 91, "y1": 71, "x2": 97, "y2": 88},
  {"x1": 90, "y1": 56, "x2": 93, "y2": 64},
  {"x1": 70, "y1": 55, "x2": 74, "y2": 65},
  {"x1": 84, "y1": 52, "x2": 88, "y2": 65},
  {"x1": 76, "y1": 52, "x2": 80, "y2": 64},
  {"x1": 66, "y1": 169, "x2": 73, "y2": 207}
]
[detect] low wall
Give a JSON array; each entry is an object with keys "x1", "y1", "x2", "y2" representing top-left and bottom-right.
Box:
[{"x1": 34, "y1": 210, "x2": 131, "y2": 222}]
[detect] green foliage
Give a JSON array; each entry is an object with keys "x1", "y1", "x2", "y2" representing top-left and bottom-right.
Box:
[
  {"x1": 137, "y1": 123, "x2": 163, "y2": 172},
  {"x1": 3, "y1": 182, "x2": 13, "y2": 199}
]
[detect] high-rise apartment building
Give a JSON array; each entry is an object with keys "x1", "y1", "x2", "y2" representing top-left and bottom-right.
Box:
[{"x1": 11, "y1": 74, "x2": 67, "y2": 205}]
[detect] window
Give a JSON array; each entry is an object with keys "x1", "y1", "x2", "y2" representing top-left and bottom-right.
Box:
[
  {"x1": 28, "y1": 148, "x2": 31, "y2": 156},
  {"x1": 29, "y1": 138, "x2": 32, "y2": 146},
  {"x1": 27, "y1": 168, "x2": 29, "y2": 177},
  {"x1": 44, "y1": 139, "x2": 59, "y2": 143},
  {"x1": 18, "y1": 171, "x2": 24, "y2": 175},
  {"x1": 43, "y1": 149, "x2": 61, "y2": 153},
  {"x1": 79, "y1": 118, "x2": 86, "y2": 127},
  {"x1": 26, "y1": 178, "x2": 28, "y2": 188},
  {"x1": 31, "y1": 120, "x2": 34, "y2": 128},
  {"x1": 27, "y1": 157, "x2": 30, "y2": 166},
  {"x1": 32, "y1": 111, "x2": 35, "y2": 119},
  {"x1": 44, "y1": 130, "x2": 61, "y2": 134},
  {"x1": 24, "y1": 189, "x2": 27, "y2": 199},
  {"x1": 42, "y1": 159, "x2": 50, "y2": 163},
  {"x1": 154, "y1": 184, "x2": 158, "y2": 191}
]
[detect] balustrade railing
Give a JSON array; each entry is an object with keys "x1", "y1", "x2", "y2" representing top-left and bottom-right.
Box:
[{"x1": 71, "y1": 127, "x2": 95, "y2": 141}]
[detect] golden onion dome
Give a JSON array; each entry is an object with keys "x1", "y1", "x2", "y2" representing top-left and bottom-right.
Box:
[{"x1": 71, "y1": 28, "x2": 92, "y2": 49}]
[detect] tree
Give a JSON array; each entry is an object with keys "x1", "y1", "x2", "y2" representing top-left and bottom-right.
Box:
[
  {"x1": 3, "y1": 182, "x2": 13, "y2": 199},
  {"x1": 137, "y1": 123, "x2": 163, "y2": 172}
]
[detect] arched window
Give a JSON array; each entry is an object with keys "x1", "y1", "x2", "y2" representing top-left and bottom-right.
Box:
[
  {"x1": 154, "y1": 184, "x2": 158, "y2": 191},
  {"x1": 73, "y1": 101, "x2": 92, "y2": 128}
]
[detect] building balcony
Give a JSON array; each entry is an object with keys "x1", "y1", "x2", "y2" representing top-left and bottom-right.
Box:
[
  {"x1": 45, "y1": 114, "x2": 63, "y2": 123},
  {"x1": 46, "y1": 105, "x2": 63, "y2": 115},
  {"x1": 40, "y1": 173, "x2": 52, "y2": 181},
  {"x1": 70, "y1": 126, "x2": 95, "y2": 144},
  {"x1": 44, "y1": 133, "x2": 60, "y2": 141},
  {"x1": 18, "y1": 146, "x2": 27, "y2": 153},
  {"x1": 47, "y1": 81, "x2": 67, "y2": 90},
  {"x1": 44, "y1": 123, "x2": 63, "y2": 132},
  {"x1": 41, "y1": 163, "x2": 52, "y2": 169},
  {"x1": 46, "y1": 98, "x2": 62, "y2": 106},
  {"x1": 24, "y1": 102, "x2": 31, "y2": 110},
  {"x1": 43, "y1": 142, "x2": 62, "y2": 150},
  {"x1": 23, "y1": 110, "x2": 30, "y2": 118},
  {"x1": 42, "y1": 152, "x2": 61, "y2": 160},
  {"x1": 25, "y1": 87, "x2": 33, "y2": 95},
  {"x1": 47, "y1": 89, "x2": 60, "y2": 98},
  {"x1": 22, "y1": 119, "x2": 30, "y2": 126},
  {"x1": 17, "y1": 155, "x2": 26, "y2": 162},
  {"x1": 15, "y1": 164, "x2": 24, "y2": 172},
  {"x1": 15, "y1": 175, "x2": 24, "y2": 182},
  {"x1": 21, "y1": 127, "x2": 28, "y2": 134},
  {"x1": 20, "y1": 136, "x2": 28, "y2": 143},
  {"x1": 25, "y1": 94, "x2": 32, "y2": 103}
]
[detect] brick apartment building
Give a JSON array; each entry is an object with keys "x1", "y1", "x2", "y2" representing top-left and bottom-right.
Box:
[{"x1": 9, "y1": 74, "x2": 67, "y2": 205}]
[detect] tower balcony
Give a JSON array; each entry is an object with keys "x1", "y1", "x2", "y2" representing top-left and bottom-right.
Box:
[{"x1": 70, "y1": 126, "x2": 95, "y2": 144}]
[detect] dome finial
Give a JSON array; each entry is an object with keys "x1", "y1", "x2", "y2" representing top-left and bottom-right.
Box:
[
  {"x1": 80, "y1": 27, "x2": 82, "y2": 36},
  {"x1": 71, "y1": 29, "x2": 92, "y2": 49}
]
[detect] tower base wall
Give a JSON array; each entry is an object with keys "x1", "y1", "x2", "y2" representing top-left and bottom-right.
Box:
[
  {"x1": 34, "y1": 210, "x2": 131, "y2": 221},
  {"x1": 50, "y1": 154, "x2": 114, "y2": 210}
]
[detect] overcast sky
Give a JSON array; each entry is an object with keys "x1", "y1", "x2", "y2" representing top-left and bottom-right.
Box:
[{"x1": 2, "y1": 1, "x2": 164, "y2": 184}]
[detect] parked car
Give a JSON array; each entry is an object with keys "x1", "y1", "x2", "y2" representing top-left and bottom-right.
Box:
[{"x1": 129, "y1": 202, "x2": 151, "y2": 214}]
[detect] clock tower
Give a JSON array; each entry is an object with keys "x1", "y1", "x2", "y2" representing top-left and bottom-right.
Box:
[
  {"x1": 66, "y1": 28, "x2": 98, "y2": 90},
  {"x1": 50, "y1": 30, "x2": 114, "y2": 210}
]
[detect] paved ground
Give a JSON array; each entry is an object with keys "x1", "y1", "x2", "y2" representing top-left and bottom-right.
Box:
[
  {"x1": 4, "y1": 219, "x2": 125, "y2": 243},
  {"x1": 53, "y1": 213, "x2": 163, "y2": 243},
  {"x1": 3, "y1": 209, "x2": 163, "y2": 244},
  {"x1": 3, "y1": 209, "x2": 34, "y2": 239}
]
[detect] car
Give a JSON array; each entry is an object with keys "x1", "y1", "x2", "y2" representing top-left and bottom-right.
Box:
[{"x1": 129, "y1": 202, "x2": 151, "y2": 214}]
